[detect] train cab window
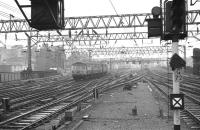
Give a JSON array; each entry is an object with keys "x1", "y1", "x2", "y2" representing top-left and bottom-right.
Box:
[
  {"x1": 71, "y1": 66, "x2": 76, "y2": 70},
  {"x1": 72, "y1": 65, "x2": 86, "y2": 70}
]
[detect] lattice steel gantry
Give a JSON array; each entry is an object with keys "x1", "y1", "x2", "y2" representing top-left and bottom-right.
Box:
[
  {"x1": 0, "y1": 3, "x2": 197, "y2": 58},
  {"x1": 0, "y1": 10, "x2": 199, "y2": 33},
  {"x1": 65, "y1": 46, "x2": 184, "y2": 57}
]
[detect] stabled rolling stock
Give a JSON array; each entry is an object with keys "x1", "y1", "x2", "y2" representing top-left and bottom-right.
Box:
[{"x1": 71, "y1": 62, "x2": 108, "y2": 80}]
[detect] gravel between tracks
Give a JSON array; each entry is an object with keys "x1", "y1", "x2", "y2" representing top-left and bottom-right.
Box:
[{"x1": 59, "y1": 81, "x2": 190, "y2": 130}]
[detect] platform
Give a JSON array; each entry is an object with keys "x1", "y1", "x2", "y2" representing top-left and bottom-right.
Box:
[{"x1": 60, "y1": 81, "x2": 190, "y2": 130}]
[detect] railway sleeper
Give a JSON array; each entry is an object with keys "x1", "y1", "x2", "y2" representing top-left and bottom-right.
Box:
[
  {"x1": 36, "y1": 103, "x2": 91, "y2": 129},
  {"x1": 36, "y1": 106, "x2": 79, "y2": 130},
  {"x1": 181, "y1": 110, "x2": 200, "y2": 128},
  {"x1": 0, "y1": 125, "x2": 24, "y2": 129},
  {"x1": 191, "y1": 126, "x2": 200, "y2": 129}
]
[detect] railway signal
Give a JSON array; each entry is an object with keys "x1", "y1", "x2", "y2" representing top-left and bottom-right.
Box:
[
  {"x1": 171, "y1": 0, "x2": 186, "y2": 33},
  {"x1": 164, "y1": 0, "x2": 187, "y2": 40},
  {"x1": 167, "y1": 1, "x2": 187, "y2": 126},
  {"x1": 165, "y1": 4, "x2": 187, "y2": 128},
  {"x1": 30, "y1": 0, "x2": 64, "y2": 30},
  {"x1": 147, "y1": 7, "x2": 162, "y2": 38}
]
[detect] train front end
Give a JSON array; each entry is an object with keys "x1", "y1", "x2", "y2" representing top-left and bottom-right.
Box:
[{"x1": 71, "y1": 62, "x2": 87, "y2": 80}]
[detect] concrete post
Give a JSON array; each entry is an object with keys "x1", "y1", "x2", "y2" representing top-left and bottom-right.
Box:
[{"x1": 172, "y1": 37, "x2": 180, "y2": 130}]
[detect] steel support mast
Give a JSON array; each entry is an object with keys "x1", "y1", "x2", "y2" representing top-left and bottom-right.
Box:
[{"x1": 25, "y1": 33, "x2": 32, "y2": 78}]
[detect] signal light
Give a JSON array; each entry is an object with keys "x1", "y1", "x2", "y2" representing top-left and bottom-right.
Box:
[
  {"x1": 164, "y1": 0, "x2": 187, "y2": 40},
  {"x1": 171, "y1": 0, "x2": 186, "y2": 33},
  {"x1": 30, "y1": 0, "x2": 64, "y2": 30},
  {"x1": 165, "y1": 0, "x2": 186, "y2": 34}
]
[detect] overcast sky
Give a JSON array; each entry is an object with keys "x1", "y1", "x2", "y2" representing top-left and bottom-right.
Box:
[
  {"x1": 1, "y1": 0, "x2": 160, "y2": 18},
  {"x1": 65, "y1": 0, "x2": 159, "y2": 16},
  {"x1": 1, "y1": 0, "x2": 198, "y2": 19},
  {"x1": 0, "y1": 0, "x2": 160, "y2": 47},
  {"x1": 1, "y1": 0, "x2": 198, "y2": 18}
]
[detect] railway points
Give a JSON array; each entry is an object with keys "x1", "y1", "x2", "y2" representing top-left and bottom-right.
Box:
[
  {"x1": 59, "y1": 77, "x2": 189, "y2": 130},
  {"x1": 1, "y1": 66, "x2": 200, "y2": 129}
]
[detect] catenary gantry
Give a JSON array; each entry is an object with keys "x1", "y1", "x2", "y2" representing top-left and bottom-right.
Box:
[
  {"x1": 26, "y1": 31, "x2": 199, "y2": 43},
  {"x1": 0, "y1": 10, "x2": 199, "y2": 33},
  {"x1": 65, "y1": 46, "x2": 184, "y2": 57},
  {"x1": 0, "y1": 9, "x2": 195, "y2": 58}
]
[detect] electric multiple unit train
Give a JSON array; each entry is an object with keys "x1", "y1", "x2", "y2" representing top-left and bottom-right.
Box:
[{"x1": 71, "y1": 61, "x2": 108, "y2": 80}]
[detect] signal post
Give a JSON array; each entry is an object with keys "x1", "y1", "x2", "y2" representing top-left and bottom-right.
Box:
[
  {"x1": 147, "y1": 1, "x2": 186, "y2": 129},
  {"x1": 172, "y1": 37, "x2": 180, "y2": 130},
  {"x1": 169, "y1": 0, "x2": 186, "y2": 130},
  {"x1": 163, "y1": 0, "x2": 187, "y2": 130},
  {"x1": 170, "y1": 37, "x2": 185, "y2": 130}
]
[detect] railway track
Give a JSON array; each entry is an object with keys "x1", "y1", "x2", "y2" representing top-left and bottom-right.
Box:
[
  {"x1": 0, "y1": 76, "x2": 74, "y2": 111},
  {"x1": 0, "y1": 75, "x2": 66, "y2": 100},
  {"x1": 0, "y1": 71, "x2": 143, "y2": 129},
  {"x1": 0, "y1": 75, "x2": 79, "y2": 123},
  {"x1": 0, "y1": 79, "x2": 97, "y2": 130},
  {"x1": 146, "y1": 70, "x2": 200, "y2": 129}
]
